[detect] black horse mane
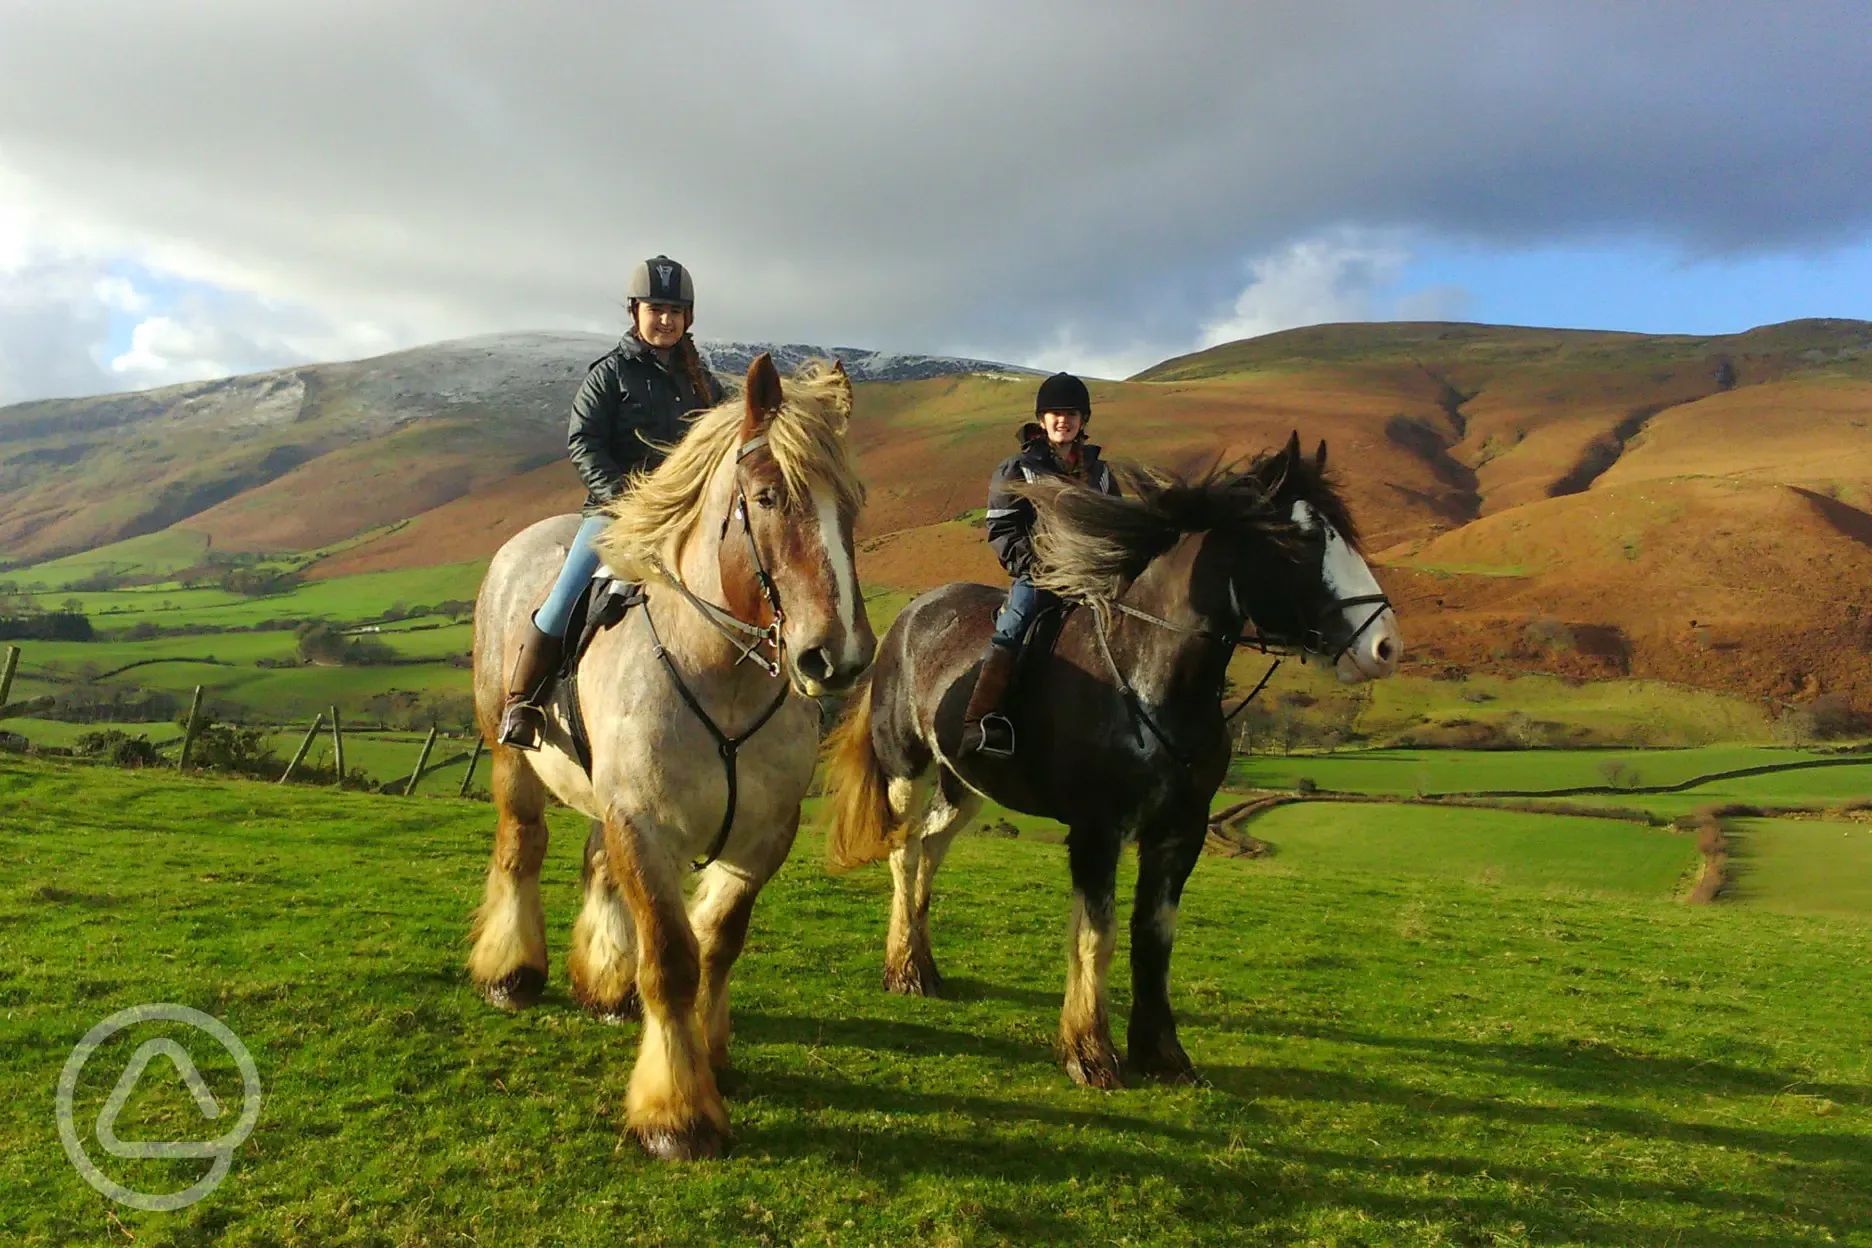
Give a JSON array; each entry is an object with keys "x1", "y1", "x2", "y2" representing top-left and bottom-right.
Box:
[{"x1": 1016, "y1": 447, "x2": 1359, "y2": 605}]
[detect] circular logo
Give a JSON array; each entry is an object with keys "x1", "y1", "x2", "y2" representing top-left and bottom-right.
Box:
[{"x1": 56, "y1": 1003, "x2": 263, "y2": 1211}]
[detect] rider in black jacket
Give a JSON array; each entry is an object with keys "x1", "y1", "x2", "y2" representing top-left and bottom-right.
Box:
[
  {"x1": 497, "y1": 255, "x2": 726, "y2": 749},
  {"x1": 962, "y1": 371, "x2": 1120, "y2": 757}
]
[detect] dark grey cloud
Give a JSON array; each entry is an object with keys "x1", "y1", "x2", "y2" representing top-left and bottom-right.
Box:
[{"x1": 0, "y1": 0, "x2": 1867, "y2": 395}]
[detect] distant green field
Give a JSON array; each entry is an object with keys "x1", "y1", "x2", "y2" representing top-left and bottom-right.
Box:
[
  {"x1": 3, "y1": 756, "x2": 1869, "y2": 1245},
  {"x1": 1726, "y1": 818, "x2": 1872, "y2": 919},
  {"x1": 6, "y1": 529, "x2": 212, "y2": 589},
  {"x1": 1243, "y1": 802, "x2": 1701, "y2": 898},
  {"x1": 16, "y1": 562, "x2": 486, "y2": 629},
  {"x1": 0, "y1": 719, "x2": 185, "y2": 751},
  {"x1": 1350, "y1": 671, "x2": 1776, "y2": 745},
  {"x1": 1232, "y1": 746, "x2": 1844, "y2": 797}
]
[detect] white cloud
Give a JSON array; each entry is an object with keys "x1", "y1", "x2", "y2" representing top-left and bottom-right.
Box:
[
  {"x1": 106, "y1": 295, "x2": 401, "y2": 390},
  {"x1": 92, "y1": 275, "x2": 150, "y2": 314},
  {"x1": 1199, "y1": 233, "x2": 1473, "y2": 347},
  {"x1": 0, "y1": 5, "x2": 1866, "y2": 399},
  {"x1": 1009, "y1": 325, "x2": 1181, "y2": 383},
  {"x1": 0, "y1": 254, "x2": 113, "y2": 404}
]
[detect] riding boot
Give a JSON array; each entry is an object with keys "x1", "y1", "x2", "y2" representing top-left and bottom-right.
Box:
[
  {"x1": 960, "y1": 643, "x2": 1019, "y2": 758},
  {"x1": 496, "y1": 618, "x2": 564, "y2": 751}
]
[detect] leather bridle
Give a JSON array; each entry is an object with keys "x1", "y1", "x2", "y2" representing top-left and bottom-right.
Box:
[
  {"x1": 639, "y1": 432, "x2": 793, "y2": 871},
  {"x1": 1088, "y1": 524, "x2": 1394, "y2": 765}
]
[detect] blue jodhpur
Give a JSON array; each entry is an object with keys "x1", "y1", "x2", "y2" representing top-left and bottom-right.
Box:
[
  {"x1": 535, "y1": 515, "x2": 610, "y2": 638},
  {"x1": 990, "y1": 577, "x2": 1057, "y2": 651}
]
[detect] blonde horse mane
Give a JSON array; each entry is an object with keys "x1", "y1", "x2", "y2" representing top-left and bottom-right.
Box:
[{"x1": 595, "y1": 359, "x2": 866, "y2": 582}]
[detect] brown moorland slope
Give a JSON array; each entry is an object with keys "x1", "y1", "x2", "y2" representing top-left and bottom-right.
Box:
[{"x1": 10, "y1": 319, "x2": 1869, "y2": 705}]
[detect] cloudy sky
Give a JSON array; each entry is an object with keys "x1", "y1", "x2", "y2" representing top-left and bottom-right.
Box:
[{"x1": 1, "y1": 1, "x2": 1868, "y2": 401}]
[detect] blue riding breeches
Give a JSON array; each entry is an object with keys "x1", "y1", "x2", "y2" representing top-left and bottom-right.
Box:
[
  {"x1": 535, "y1": 515, "x2": 610, "y2": 637},
  {"x1": 991, "y1": 577, "x2": 1057, "y2": 651}
]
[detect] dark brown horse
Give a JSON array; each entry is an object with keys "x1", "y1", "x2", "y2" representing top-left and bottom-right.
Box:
[{"x1": 823, "y1": 435, "x2": 1401, "y2": 1087}]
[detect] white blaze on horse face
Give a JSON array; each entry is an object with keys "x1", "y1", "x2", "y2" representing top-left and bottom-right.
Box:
[
  {"x1": 1291, "y1": 500, "x2": 1403, "y2": 683},
  {"x1": 811, "y1": 480, "x2": 874, "y2": 680}
]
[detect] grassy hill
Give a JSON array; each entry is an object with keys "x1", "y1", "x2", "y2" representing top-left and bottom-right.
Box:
[
  {"x1": 4, "y1": 318, "x2": 1870, "y2": 715},
  {"x1": 4, "y1": 755, "x2": 1870, "y2": 1245}
]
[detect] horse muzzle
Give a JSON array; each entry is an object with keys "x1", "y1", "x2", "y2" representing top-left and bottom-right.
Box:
[
  {"x1": 787, "y1": 631, "x2": 876, "y2": 697},
  {"x1": 1334, "y1": 607, "x2": 1403, "y2": 684}
]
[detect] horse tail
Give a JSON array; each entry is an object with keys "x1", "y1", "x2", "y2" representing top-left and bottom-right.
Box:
[{"x1": 823, "y1": 676, "x2": 898, "y2": 871}]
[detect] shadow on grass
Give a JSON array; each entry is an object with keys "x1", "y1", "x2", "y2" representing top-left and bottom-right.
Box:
[
  {"x1": 746, "y1": 1068, "x2": 1863, "y2": 1247},
  {"x1": 1221, "y1": 1012, "x2": 1872, "y2": 1106},
  {"x1": 736, "y1": 1009, "x2": 1048, "y2": 1068},
  {"x1": 940, "y1": 976, "x2": 1060, "y2": 1008},
  {"x1": 1203, "y1": 1061, "x2": 1872, "y2": 1167}
]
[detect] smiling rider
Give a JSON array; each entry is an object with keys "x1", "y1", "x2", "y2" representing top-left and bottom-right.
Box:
[
  {"x1": 961, "y1": 371, "x2": 1120, "y2": 758},
  {"x1": 497, "y1": 255, "x2": 726, "y2": 749}
]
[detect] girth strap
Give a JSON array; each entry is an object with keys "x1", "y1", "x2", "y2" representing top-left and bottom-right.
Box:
[{"x1": 641, "y1": 604, "x2": 791, "y2": 872}]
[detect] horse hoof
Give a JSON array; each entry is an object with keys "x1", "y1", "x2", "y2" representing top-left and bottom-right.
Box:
[
  {"x1": 635, "y1": 1121, "x2": 728, "y2": 1162},
  {"x1": 1061, "y1": 1042, "x2": 1125, "y2": 1090},
  {"x1": 483, "y1": 966, "x2": 546, "y2": 1010},
  {"x1": 883, "y1": 958, "x2": 943, "y2": 998},
  {"x1": 578, "y1": 984, "x2": 641, "y2": 1024}
]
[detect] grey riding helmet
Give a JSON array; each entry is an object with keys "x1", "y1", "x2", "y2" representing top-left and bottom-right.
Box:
[{"x1": 627, "y1": 255, "x2": 696, "y2": 310}]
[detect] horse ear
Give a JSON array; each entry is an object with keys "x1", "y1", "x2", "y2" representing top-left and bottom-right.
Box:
[
  {"x1": 743, "y1": 352, "x2": 783, "y2": 438},
  {"x1": 1315, "y1": 439, "x2": 1328, "y2": 474},
  {"x1": 1285, "y1": 430, "x2": 1302, "y2": 463},
  {"x1": 829, "y1": 357, "x2": 853, "y2": 414}
]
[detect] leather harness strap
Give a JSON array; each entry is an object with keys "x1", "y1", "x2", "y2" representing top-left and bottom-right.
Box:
[{"x1": 640, "y1": 603, "x2": 791, "y2": 872}]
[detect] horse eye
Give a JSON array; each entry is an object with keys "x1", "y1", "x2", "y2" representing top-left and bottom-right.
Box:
[{"x1": 755, "y1": 490, "x2": 778, "y2": 510}]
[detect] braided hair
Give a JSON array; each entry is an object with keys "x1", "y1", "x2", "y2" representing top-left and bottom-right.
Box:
[{"x1": 672, "y1": 331, "x2": 716, "y2": 404}]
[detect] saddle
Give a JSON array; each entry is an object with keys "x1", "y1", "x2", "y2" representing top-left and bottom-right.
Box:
[
  {"x1": 548, "y1": 574, "x2": 644, "y2": 774},
  {"x1": 1004, "y1": 598, "x2": 1077, "y2": 731}
]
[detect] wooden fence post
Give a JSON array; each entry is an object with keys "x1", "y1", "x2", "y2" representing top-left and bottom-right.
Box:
[
  {"x1": 279, "y1": 712, "x2": 325, "y2": 784},
  {"x1": 176, "y1": 685, "x2": 205, "y2": 771},
  {"x1": 404, "y1": 726, "x2": 439, "y2": 796},
  {"x1": 458, "y1": 736, "x2": 485, "y2": 798},
  {"x1": 330, "y1": 706, "x2": 345, "y2": 786},
  {"x1": 0, "y1": 645, "x2": 19, "y2": 710}
]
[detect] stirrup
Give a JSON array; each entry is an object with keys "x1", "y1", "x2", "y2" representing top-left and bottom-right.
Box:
[
  {"x1": 973, "y1": 712, "x2": 1016, "y2": 759},
  {"x1": 498, "y1": 701, "x2": 546, "y2": 751}
]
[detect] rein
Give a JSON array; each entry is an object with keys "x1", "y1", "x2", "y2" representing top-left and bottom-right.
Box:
[
  {"x1": 641, "y1": 432, "x2": 793, "y2": 871},
  {"x1": 1089, "y1": 577, "x2": 1393, "y2": 768}
]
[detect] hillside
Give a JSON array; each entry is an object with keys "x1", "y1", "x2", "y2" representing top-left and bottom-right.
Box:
[
  {"x1": 4, "y1": 318, "x2": 1870, "y2": 706},
  {"x1": 0, "y1": 333, "x2": 1035, "y2": 561}
]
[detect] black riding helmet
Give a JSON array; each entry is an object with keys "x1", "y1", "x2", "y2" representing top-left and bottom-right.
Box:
[
  {"x1": 627, "y1": 254, "x2": 696, "y2": 312},
  {"x1": 1035, "y1": 371, "x2": 1091, "y2": 422}
]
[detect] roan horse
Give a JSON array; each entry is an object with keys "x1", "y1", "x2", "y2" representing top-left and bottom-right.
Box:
[
  {"x1": 824, "y1": 435, "x2": 1400, "y2": 1087},
  {"x1": 469, "y1": 354, "x2": 873, "y2": 1159}
]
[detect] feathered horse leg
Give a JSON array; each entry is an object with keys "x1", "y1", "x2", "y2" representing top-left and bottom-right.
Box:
[
  {"x1": 605, "y1": 809, "x2": 729, "y2": 1161},
  {"x1": 690, "y1": 807, "x2": 799, "y2": 1070},
  {"x1": 466, "y1": 743, "x2": 550, "y2": 1008}
]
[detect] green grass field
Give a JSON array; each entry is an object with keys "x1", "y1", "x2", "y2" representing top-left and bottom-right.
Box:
[
  {"x1": 1242, "y1": 803, "x2": 1701, "y2": 897},
  {"x1": 1231, "y1": 746, "x2": 1852, "y2": 797},
  {"x1": 1725, "y1": 818, "x2": 1872, "y2": 919},
  {"x1": 7, "y1": 530, "x2": 213, "y2": 589},
  {"x1": 3, "y1": 756, "x2": 1870, "y2": 1246},
  {"x1": 13, "y1": 563, "x2": 485, "y2": 630}
]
